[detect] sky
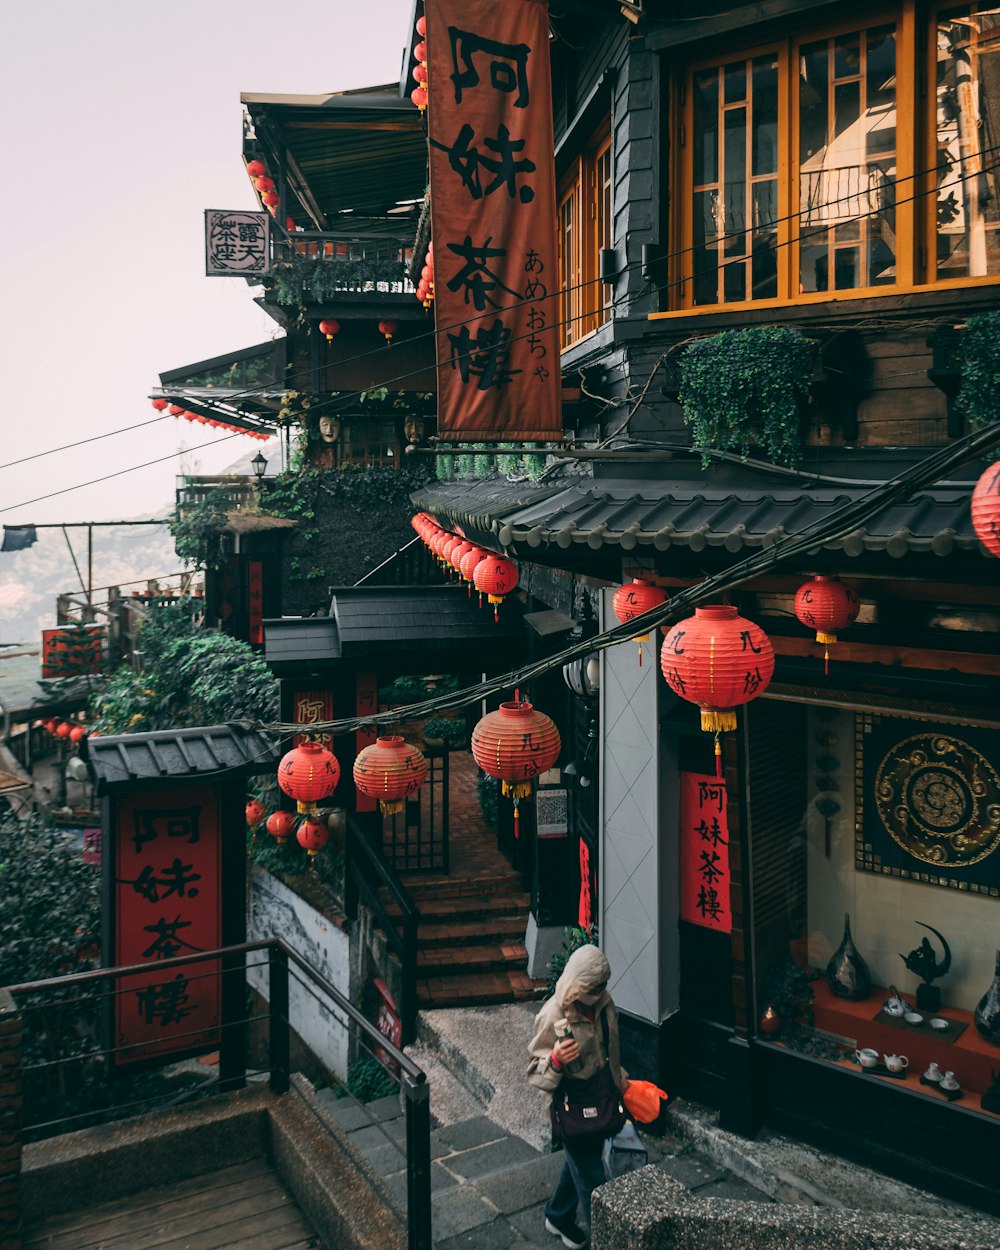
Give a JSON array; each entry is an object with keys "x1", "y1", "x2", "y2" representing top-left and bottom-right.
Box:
[{"x1": 0, "y1": 0, "x2": 413, "y2": 527}]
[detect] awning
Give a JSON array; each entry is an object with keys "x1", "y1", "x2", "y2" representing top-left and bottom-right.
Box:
[{"x1": 87, "y1": 725, "x2": 279, "y2": 794}]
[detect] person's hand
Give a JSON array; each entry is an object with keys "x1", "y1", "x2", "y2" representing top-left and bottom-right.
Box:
[{"x1": 552, "y1": 1038, "x2": 581, "y2": 1066}]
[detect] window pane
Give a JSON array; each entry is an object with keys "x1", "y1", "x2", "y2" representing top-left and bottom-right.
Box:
[
  {"x1": 693, "y1": 188, "x2": 720, "y2": 305},
  {"x1": 693, "y1": 69, "x2": 719, "y2": 186},
  {"x1": 934, "y1": 5, "x2": 1000, "y2": 279},
  {"x1": 752, "y1": 55, "x2": 779, "y2": 176},
  {"x1": 725, "y1": 62, "x2": 746, "y2": 104},
  {"x1": 798, "y1": 26, "x2": 897, "y2": 293}
]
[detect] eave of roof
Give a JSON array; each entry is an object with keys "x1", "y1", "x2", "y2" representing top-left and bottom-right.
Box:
[{"x1": 87, "y1": 725, "x2": 279, "y2": 794}]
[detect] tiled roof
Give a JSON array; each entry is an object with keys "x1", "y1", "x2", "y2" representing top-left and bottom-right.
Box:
[
  {"x1": 409, "y1": 478, "x2": 565, "y2": 530},
  {"x1": 87, "y1": 725, "x2": 279, "y2": 793}
]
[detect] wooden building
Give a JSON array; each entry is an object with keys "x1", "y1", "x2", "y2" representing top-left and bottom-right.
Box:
[{"x1": 406, "y1": 0, "x2": 1000, "y2": 1212}]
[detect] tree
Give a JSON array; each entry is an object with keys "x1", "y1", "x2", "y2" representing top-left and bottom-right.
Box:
[{"x1": 90, "y1": 602, "x2": 278, "y2": 734}]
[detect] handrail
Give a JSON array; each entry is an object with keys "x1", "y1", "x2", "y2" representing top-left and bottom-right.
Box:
[{"x1": 346, "y1": 815, "x2": 419, "y2": 928}]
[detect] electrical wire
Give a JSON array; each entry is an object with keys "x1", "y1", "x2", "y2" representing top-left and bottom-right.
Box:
[
  {"x1": 0, "y1": 416, "x2": 171, "y2": 473},
  {"x1": 250, "y1": 418, "x2": 1000, "y2": 737}
]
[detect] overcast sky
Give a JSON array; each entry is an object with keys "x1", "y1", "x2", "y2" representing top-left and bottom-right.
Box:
[{"x1": 0, "y1": 0, "x2": 413, "y2": 526}]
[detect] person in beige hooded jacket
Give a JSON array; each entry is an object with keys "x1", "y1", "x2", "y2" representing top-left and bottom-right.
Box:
[{"x1": 527, "y1": 944, "x2": 628, "y2": 1247}]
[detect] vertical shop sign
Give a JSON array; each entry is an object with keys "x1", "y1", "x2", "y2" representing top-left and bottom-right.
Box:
[
  {"x1": 579, "y1": 838, "x2": 593, "y2": 930},
  {"x1": 355, "y1": 672, "x2": 378, "y2": 812},
  {"x1": 293, "y1": 690, "x2": 334, "y2": 750},
  {"x1": 114, "y1": 786, "x2": 221, "y2": 1063},
  {"x1": 679, "y1": 771, "x2": 732, "y2": 932},
  {"x1": 426, "y1": 0, "x2": 561, "y2": 440},
  {"x1": 248, "y1": 561, "x2": 264, "y2": 645}
]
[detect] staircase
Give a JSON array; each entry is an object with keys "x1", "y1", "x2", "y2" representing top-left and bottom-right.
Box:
[{"x1": 383, "y1": 869, "x2": 546, "y2": 1010}]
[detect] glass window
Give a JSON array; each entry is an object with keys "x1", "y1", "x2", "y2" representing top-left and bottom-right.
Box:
[{"x1": 558, "y1": 119, "x2": 614, "y2": 346}]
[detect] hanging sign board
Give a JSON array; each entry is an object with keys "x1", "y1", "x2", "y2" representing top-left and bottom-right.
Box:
[
  {"x1": 679, "y1": 771, "x2": 732, "y2": 932},
  {"x1": 426, "y1": 0, "x2": 561, "y2": 440},
  {"x1": 204, "y1": 209, "x2": 271, "y2": 276},
  {"x1": 293, "y1": 690, "x2": 334, "y2": 751}
]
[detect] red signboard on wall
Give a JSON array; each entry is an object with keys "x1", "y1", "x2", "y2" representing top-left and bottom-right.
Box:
[
  {"x1": 248, "y1": 560, "x2": 264, "y2": 645},
  {"x1": 114, "y1": 786, "x2": 221, "y2": 1063},
  {"x1": 41, "y1": 625, "x2": 104, "y2": 678},
  {"x1": 679, "y1": 772, "x2": 732, "y2": 932},
  {"x1": 426, "y1": 0, "x2": 561, "y2": 440},
  {"x1": 293, "y1": 689, "x2": 334, "y2": 750}
]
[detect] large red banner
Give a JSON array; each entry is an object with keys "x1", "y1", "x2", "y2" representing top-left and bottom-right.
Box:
[
  {"x1": 679, "y1": 771, "x2": 732, "y2": 933},
  {"x1": 114, "y1": 786, "x2": 221, "y2": 1063},
  {"x1": 426, "y1": 0, "x2": 561, "y2": 440}
]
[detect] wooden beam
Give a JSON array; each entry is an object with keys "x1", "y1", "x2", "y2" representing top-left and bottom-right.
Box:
[{"x1": 770, "y1": 634, "x2": 1000, "y2": 677}]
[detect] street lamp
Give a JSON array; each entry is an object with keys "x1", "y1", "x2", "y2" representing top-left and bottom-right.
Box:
[{"x1": 251, "y1": 451, "x2": 268, "y2": 481}]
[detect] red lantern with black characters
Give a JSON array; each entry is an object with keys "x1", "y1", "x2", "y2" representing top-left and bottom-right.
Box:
[
  {"x1": 354, "y1": 736, "x2": 429, "y2": 816},
  {"x1": 473, "y1": 554, "x2": 518, "y2": 621},
  {"x1": 245, "y1": 799, "x2": 266, "y2": 829},
  {"x1": 277, "y1": 740, "x2": 341, "y2": 815},
  {"x1": 472, "y1": 700, "x2": 561, "y2": 834},
  {"x1": 793, "y1": 575, "x2": 860, "y2": 674},
  {"x1": 660, "y1": 604, "x2": 774, "y2": 775},
  {"x1": 613, "y1": 578, "x2": 668, "y2": 666},
  {"x1": 971, "y1": 462, "x2": 1000, "y2": 557},
  {"x1": 266, "y1": 810, "x2": 296, "y2": 845},
  {"x1": 318, "y1": 319, "x2": 340, "y2": 344},
  {"x1": 297, "y1": 818, "x2": 329, "y2": 858}
]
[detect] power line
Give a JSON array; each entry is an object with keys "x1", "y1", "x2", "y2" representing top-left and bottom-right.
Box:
[{"x1": 0, "y1": 416, "x2": 171, "y2": 473}]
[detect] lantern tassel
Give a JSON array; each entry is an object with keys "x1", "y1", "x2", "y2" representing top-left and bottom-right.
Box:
[
  {"x1": 514, "y1": 802, "x2": 520, "y2": 839},
  {"x1": 714, "y1": 734, "x2": 723, "y2": 779},
  {"x1": 494, "y1": 604, "x2": 499, "y2": 623},
  {"x1": 824, "y1": 645, "x2": 830, "y2": 678},
  {"x1": 638, "y1": 643, "x2": 643, "y2": 667},
  {"x1": 700, "y1": 709, "x2": 737, "y2": 734}
]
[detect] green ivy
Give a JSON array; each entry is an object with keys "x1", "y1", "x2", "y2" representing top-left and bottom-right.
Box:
[
  {"x1": 169, "y1": 489, "x2": 233, "y2": 570},
  {"x1": 678, "y1": 326, "x2": 814, "y2": 467},
  {"x1": 264, "y1": 254, "x2": 409, "y2": 309},
  {"x1": 956, "y1": 311, "x2": 1000, "y2": 441}
]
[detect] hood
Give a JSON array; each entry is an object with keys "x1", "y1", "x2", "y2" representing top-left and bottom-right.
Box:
[{"x1": 555, "y1": 944, "x2": 611, "y2": 1012}]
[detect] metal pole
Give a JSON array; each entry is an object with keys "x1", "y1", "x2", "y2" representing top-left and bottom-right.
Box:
[
  {"x1": 87, "y1": 524, "x2": 93, "y2": 604},
  {"x1": 269, "y1": 943, "x2": 290, "y2": 1094},
  {"x1": 403, "y1": 1073, "x2": 432, "y2": 1250}
]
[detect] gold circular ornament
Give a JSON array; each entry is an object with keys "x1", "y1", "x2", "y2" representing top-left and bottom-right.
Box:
[{"x1": 875, "y1": 733, "x2": 1000, "y2": 868}]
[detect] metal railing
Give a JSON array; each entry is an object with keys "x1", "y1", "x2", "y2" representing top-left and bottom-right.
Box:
[
  {"x1": 345, "y1": 815, "x2": 421, "y2": 1045},
  {"x1": 5, "y1": 937, "x2": 432, "y2": 1250}
]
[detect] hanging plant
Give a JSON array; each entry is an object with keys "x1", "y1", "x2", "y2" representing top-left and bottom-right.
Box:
[
  {"x1": 678, "y1": 326, "x2": 814, "y2": 467},
  {"x1": 956, "y1": 311, "x2": 1000, "y2": 453},
  {"x1": 496, "y1": 442, "x2": 523, "y2": 476}
]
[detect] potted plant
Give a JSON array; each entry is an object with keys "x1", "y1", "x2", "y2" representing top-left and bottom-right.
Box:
[{"x1": 422, "y1": 716, "x2": 467, "y2": 750}]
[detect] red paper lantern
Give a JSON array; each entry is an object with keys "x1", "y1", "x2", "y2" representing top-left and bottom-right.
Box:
[
  {"x1": 353, "y1": 736, "x2": 429, "y2": 816},
  {"x1": 297, "y1": 818, "x2": 329, "y2": 857},
  {"x1": 277, "y1": 740, "x2": 341, "y2": 815},
  {"x1": 253, "y1": 175, "x2": 275, "y2": 193},
  {"x1": 261, "y1": 190, "x2": 280, "y2": 207},
  {"x1": 168, "y1": 405, "x2": 184, "y2": 416},
  {"x1": 451, "y1": 540, "x2": 474, "y2": 575},
  {"x1": 378, "y1": 319, "x2": 398, "y2": 344},
  {"x1": 414, "y1": 40, "x2": 427, "y2": 63},
  {"x1": 472, "y1": 701, "x2": 561, "y2": 830},
  {"x1": 613, "y1": 578, "x2": 668, "y2": 666},
  {"x1": 246, "y1": 159, "x2": 266, "y2": 178},
  {"x1": 415, "y1": 14, "x2": 426, "y2": 35},
  {"x1": 69, "y1": 726, "x2": 87, "y2": 744},
  {"x1": 285, "y1": 215, "x2": 297, "y2": 231},
  {"x1": 411, "y1": 85, "x2": 428, "y2": 111},
  {"x1": 318, "y1": 319, "x2": 340, "y2": 344},
  {"x1": 793, "y1": 575, "x2": 860, "y2": 673},
  {"x1": 266, "y1": 810, "x2": 296, "y2": 845},
  {"x1": 413, "y1": 63, "x2": 428, "y2": 84},
  {"x1": 660, "y1": 604, "x2": 774, "y2": 751},
  {"x1": 460, "y1": 546, "x2": 487, "y2": 597},
  {"x1": 245, "y1": 799, "x2": 266, "y2": 829},
  {"x1": 473, "y1": 554, "x2": 518, "y2": 621},
  {"x1": 151, "y1": 399, "x2": 169, "y2": 412},
  {"x1": 55, "y1": 722, "x2": 72, "y2": 739},
  {"x1": 971, "y1": 463, "x2": 1000, "y2": 557}
]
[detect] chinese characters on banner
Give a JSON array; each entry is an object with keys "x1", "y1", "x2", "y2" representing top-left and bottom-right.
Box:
[
  {"x1": 355, "y1": 672, "x2": 378, "y2": 813},
  {"x1": 679, "y1": 772, "x2": 732, "y2": 932},
  {"x1": 293, "y1": 690, "x2": 334, "y2": 750},
  {"x1": 114, "y1": 787, "x2": 221, "y2": 1063},
  {"x1": 579, "y1": 838, "x2": 593, "y2": 930},
  {"x1": 426, "y1": 0, "x2": 561, "y2": 440},
  {"x1": 248, "y1": 561, "x2": 264, "y2": 645},
  {"x1": 204, "y1": 210, "x2": 270, "y2": 276}
]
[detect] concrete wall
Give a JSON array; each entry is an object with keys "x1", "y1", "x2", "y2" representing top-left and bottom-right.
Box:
[{"x1": 248, "y1": 866, "x2": 351, "y2": 1081}]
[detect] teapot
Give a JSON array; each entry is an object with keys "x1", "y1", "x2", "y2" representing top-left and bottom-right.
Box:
[
  {"x1": 883, "y1": 1053, "x2": 908, "y2": 1073},
  {"x1": 883, "y1": 986, "x2": 909, "y2": 1017}
]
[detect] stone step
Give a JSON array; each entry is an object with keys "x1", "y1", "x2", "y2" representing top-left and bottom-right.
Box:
[
  {"x1": 386, "y1": 873, "x2": 525, "y2": 902},
  {"x1": 418, "y1": 915, "x2": 529, "y2": 949},
  {"x1": 417, "y1": 969, "x2": 540, "y2": 1010},
  {"x1": 417, "y1": 941, "x2": 528, "y2": 976},
  {"x1": 386, "y1": 892, "x2": 531, "y2": 924}
]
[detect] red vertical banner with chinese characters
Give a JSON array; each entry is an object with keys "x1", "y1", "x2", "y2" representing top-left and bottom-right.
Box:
[
  {"x1": 679, "y1": 771, "x2": 732, "y2": 932},
  {"x1": 355, "y1": 672, "x2": 378, "y2": 813},
  {"x1": 293, "y1": 689, "x2": 334, "y2": 749},
  {"x1": 114, "y1": 786, "x2": 221, "y2": 1064},
  {"x1": 426, "y1": 0, "x2": 561, "y2": 440},
  {"x1": 248, "y1": 560, "x2": 264, "y2": 645}
]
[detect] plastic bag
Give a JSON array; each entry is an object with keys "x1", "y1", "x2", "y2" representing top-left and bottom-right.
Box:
[{"x1": 622, "y1": 1078, "x2": 668, "y2": 1123}]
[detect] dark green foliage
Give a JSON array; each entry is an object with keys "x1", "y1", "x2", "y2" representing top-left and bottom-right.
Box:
[
  {"x1": 169, "y1": 489, "x2": 233, "y2": 570},
  {"x1": 422, "y1": 716, "x2": 467, "y2": 746},
  {"x1": 678, "y1": 326, "x2": 814, "y2": 467},
  {"x1": 89, "y1": 604, "x2": 277, "y2": 734},
  {"x1": 476, "y1": 769, "x2": 499, "y2": 831},
  {"x1": 265, "y1": 254, "x2": 409, "y2": 308},
  {"x1": 546, "y1": 925, "x2": 600, "y2": 998},
  {"x1": 956, "y1": 311, "x2": 1000, "y2": 447},
  {"x1": 345, "y1": 1053, "x2": 398, "y2": 1103}
]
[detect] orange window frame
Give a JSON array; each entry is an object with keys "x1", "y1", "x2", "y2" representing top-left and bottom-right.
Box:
[{"x1": 558, "y1": 120, "x2": 613, "y2": 347}]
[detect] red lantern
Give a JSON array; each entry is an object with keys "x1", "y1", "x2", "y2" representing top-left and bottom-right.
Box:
[
  {"x1": 354, "y1": 736, "x2": 429, "y2": 816},
  {"x1": 246, "y1": 159, "x2": 266, "y2": 178},
  {"x1": 451, "y1": 540, "x2": 474, "y2": 575},
  {"x1": 460, "y1": 546, "x2": 487, "y2": 597},
  {"x1": 414, "y1": 41, "x2": 427, "y2": 63},
  {"x1": 473, "y1": 554, "x2": 518, "y2": 621},
  {"x1": 378, "y1": 319, "x2": 398, "y2": 344},
  {"x1": 266, "y1": 810, "x2": 296, "y2": 845},
  {"x1": 285, "y1": 215, "x2": 297, "y2": 231},
  {"x1": 168, "y1": 405, "x2": 184, "y2": 416},
  {"x1": 660, "y1": 605, "x2": 774, "y2": 773},
  {"x1": 253, "y1": 175, "x2": 275, "y2": 193},
  {"x1": 245, "y1": 799, "x2": 266, "y2": 829},
  {"x1": 151, "y1": 399, "x2": 169, "y2": 412},
  {"x1": 613, "y1": 578, "x2": 668, "y2": 666},
  {"x1": 415, "y1": 15, "x2": 426, "y2": 35},
  {"x1": 297, "y1": 818, "x2": 329, "y2": 857},
  {"x1": 971, "y1": 463, "x2": 1000, "y2": 557},
  {"x1": 69, "y1": 726, "x2": 87, "y2": 744},
  {"x1": 793, "y1": 575, "x2": 860, "y2": 674},
  {"x1": 472, "y1": 701, "x2": 561, "y2": 833},
  {"x1": 55, "y1": 722, "x2": 72, "y2": 739},
  {"x1": 277, "y1": 740, "x2": 341, "y2": 815},
  {"x1": 411, "y1": 85, "x2": 428, "y2": 111},
  {"x1": 413, "y1": 63, "x2": 428, "y2": 84},
  {"x1": 261, "y1": 190, "x2": 280, "y2": 208},
  {"x1": 318, "y1": 319, "x2": 340, "y2": 344}
]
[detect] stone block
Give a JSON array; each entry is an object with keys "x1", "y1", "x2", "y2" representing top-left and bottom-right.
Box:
[
  {"x1": 435, "y1": 1116, "x2": 509, "y2": 1154},
  {"x1": 441, "y1": 1135, "x2": 538, "y2": 1181},
  {"x1": 473, "y1": 1151, "x2": 565, "y2": 1213}
]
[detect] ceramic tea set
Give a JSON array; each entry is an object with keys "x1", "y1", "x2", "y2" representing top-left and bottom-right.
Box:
[{"x1": 882, "y1": 988, "x2": 950, "y2": 1031}]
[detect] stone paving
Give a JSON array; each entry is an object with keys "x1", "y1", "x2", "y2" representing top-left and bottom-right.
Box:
[{"x1": 316, "y1": 1090, "x2": 770, "y2": 1250}]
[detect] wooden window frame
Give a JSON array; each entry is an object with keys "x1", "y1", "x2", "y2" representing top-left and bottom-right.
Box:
[
  {"x1": 662, "y1": 0, "x2": 1000, "y2": 319},
  {"x1": 558, "y1": 119, "x2": 613, "y2": 347}
]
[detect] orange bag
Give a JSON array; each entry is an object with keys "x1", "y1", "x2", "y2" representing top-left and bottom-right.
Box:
[{"x1": 622, "y1": 1079, "x2": 669, "y2": 1124}]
